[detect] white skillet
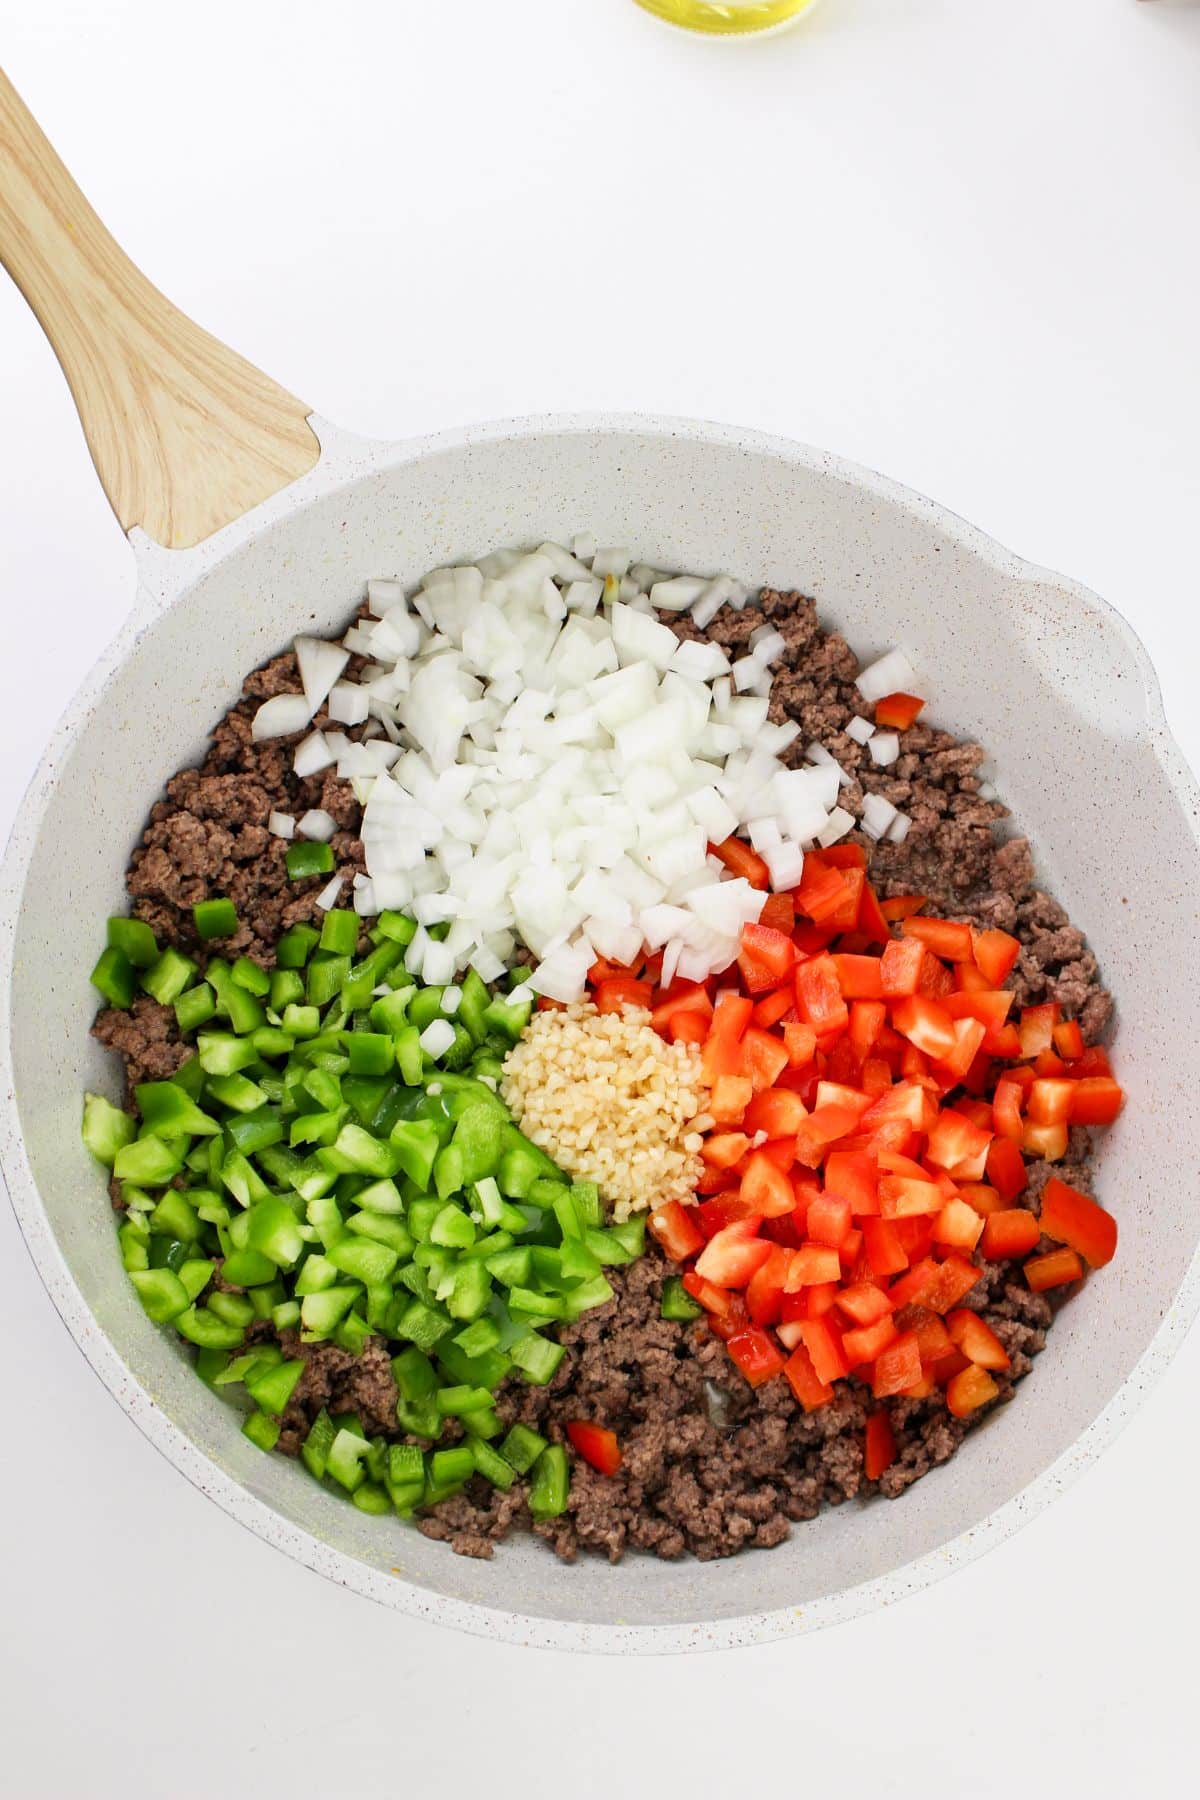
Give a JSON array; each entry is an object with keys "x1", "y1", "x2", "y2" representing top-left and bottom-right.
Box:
[{"x1": 2, "y1": 69, "x2": 1199, "y2": 1654}]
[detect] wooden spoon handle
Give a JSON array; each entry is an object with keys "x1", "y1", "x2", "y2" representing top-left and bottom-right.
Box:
[{"x1": 0, "y1": 67, "x2": 319, "y2": 549}]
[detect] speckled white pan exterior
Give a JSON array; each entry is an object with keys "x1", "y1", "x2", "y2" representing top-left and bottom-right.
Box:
[{"x1": 2, "y1": 415, "x2": 1199, "y2": 1653}]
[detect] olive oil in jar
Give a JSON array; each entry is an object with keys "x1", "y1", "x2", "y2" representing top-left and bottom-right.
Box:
[{"x1": 633, "y1": 0, "x2": 822, "y2": 36}]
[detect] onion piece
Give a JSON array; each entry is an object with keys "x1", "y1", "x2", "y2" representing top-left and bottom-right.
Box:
[
  {"x1": 297, "y1": 809, "x2": 337, "y2": 842},
  {"x1": 856, "y1": 648, "x2": 918, "y2": 704},
  {"x1": 268, "y1": 811, "x2": 295, "y2": 839},
  {"x1": 314, "y1": 875, "x2": 344, "y2": 910},
  {"x1": 252, "y1": 694, "x2": 315, "y2": 741}
]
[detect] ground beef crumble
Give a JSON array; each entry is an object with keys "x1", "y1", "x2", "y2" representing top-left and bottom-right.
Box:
[{"x1": 93, "y1": 587, "x2": 1114, "y2": 1564}]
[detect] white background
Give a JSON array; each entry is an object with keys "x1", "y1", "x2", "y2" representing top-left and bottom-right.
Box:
[{"x1": 2, "y1": 1, "x2": 1198, "y2": 1793}]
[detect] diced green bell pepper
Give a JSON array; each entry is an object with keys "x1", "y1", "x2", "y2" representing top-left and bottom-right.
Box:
[
  {"x1": 192, "y1": 897, "x2": 239, "y2": 940},
  {"x1": 527, "y1": 1444, "x2": 569, "y2": 1519},
  {"x1": 82, "y1": 1092, "x2": 136, "y2": 1166},
  {"x1": 91, "y1": 946, "x2": 136, "y2": 1009},
  {"x1": 106, "y1": 916, "x2": 159, "y2": 968}
]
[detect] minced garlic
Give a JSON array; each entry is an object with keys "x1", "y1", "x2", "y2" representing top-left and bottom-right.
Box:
[{"x1": 501, "y1": 1003, "x2": 710, "y2": 1222}]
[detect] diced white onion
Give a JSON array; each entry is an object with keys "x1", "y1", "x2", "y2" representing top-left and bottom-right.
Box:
[
  {"x1": 440, "y1": 984, "x2": 462, "y2": 1015},
  {"x1": 328, "y1": 682, "x2": 371, "y2": 726},
  {"x1": 297, "y1": 809, "x2": 337, "y2": 842},
  {"x1": 845, "y1": 715, "x2": 876, "y2": 745},
  {"x1": 861, "y1": 793, "x2": 899, "y2": 840},
  {"x1": 886, "y1": 811, "x2": 912, "y2": 844},
  {"x1": 817, "y1": 806, "x2": 856, "y2": 847},
  {"x1": 268, "y1": 811, "x2": 295, "y2": 839},
  {"x1": 294, "y1": 731, "x2": 334, "y2": 777},
  {"x1": 868, "y1": 731, "x2": 901, "y2": 767},
  {"x1": 314, "y1": 875, "x2": 344, "y2": 910},
  {"x1": 252, "y1": 694, "x2": 315, "y2": 741},
  {"x1": 856, "y1": 648, "x2": 918, "y2": 705},
  {"x1": 295, "y1": 636, "x2": 350, "y2": 711},
  {"x1": 418, "y1": 1018, "x2": 457, "y2": 1058}
]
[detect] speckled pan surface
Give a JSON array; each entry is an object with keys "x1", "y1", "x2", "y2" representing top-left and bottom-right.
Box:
[{"x1": 3, "y1": 414, "x2": 1199, "y2": 1654}]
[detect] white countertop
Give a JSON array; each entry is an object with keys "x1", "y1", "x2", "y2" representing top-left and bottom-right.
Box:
[{"x1": 2, "y1": 1, "x2": 1198, "y2": 1793}]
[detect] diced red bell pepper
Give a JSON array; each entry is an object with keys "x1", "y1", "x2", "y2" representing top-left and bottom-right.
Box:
[
  {"x1": 1039, "y1": 1175, "x2": 1118, "y2": 1267},
  {"x1": 802, "y1": 1280, "x2": 841, "y2": 1319},
  {"x1": 862, "y1": 1216, "x2": 909, "y2": 1278},
  {"x1": 824, "y1": 1148, "x2": 879, "y2": 1217},
  {"x1": 710, "y1": 835, "x2": 769, "y2": 888},
  {"x1": 745, "y1": 1244, "x2": 791, "y2": 1326},
  {"x1": 739, "y1": 1151, "x2": 798, "y2": 1218},
  {"x1": 857, "y1": 880, "x2": 893, "y2": 948},
  {"x1": 1068, "y1": 1077, "x2": 1125, "y2": 1126},
  {"x1": 759, "y1": 891, "x2": 796, "y2": 934},
  {"x1": 785, "y1": 1243, "x2": 843, "y2": 1287},
  {"x1": 891, "y1": 994, "x2": 957, "y2": 1061},
  {"x1": 945, "y1": 1309, "x2": 1011, "y2": 1372},
  {"x1": 594, "y1": 976, "x2": 653, "y2": 1014},
  {"x1": 1051, "y1": 1017, "x2": 1086, "y2": 1060},
  {"x1": 793, "y1": 1104, "x2": 862, "y2": 1169},
  {"x1": 782, "y1": 1343, "x2": 834, "y2": 1412},
  {"x1": 798, "y1": 1316, "x2": 849, "y2": 1385},
  {"x1": 738, "y1": 921, "x2": 798, "y2": 992},
  {"x1": 980, "y1": 1208, "x2": 1041, "y2": 1260},
  {"x1": 836, "y1": 1280, "x2": 895, "y2": 1326},
  {"x1": 650, "y1": 981, "x2": 713, "y2": 1032},
  {"x1": 873, "y1": 1329, "x2": 923, "y2": 1398},
  {"x1": 841, "y1": 1314, "x2": 898, "y2": 1368},
  {"x1": 985, "y1": 1134, "x2": 1027, "y2": 1202},
  {"x1": 879, "y1": 895, "x2": 928, "y2": 923},
  {"x1": 992, "y1": 1077, "x2": 1025, "y2": 1144},
  {"x1": 1022, "y1": 1120, "x2": 1068, "y2": 1161},
  {"x1": 695, "y1": 1217, "x2": 770, "y2": 1287},
  {"x1": 1027, "y1": 1078, "x2": 1075, "y2": 1126},
  {"x1": 709, "y1": 1074, "x2": 753, "y2": 1125},
  {"x1": 900, "y1": 916, "x2": 974, "y2": 962},
  {"x1": 701, "y1": 1131, "x2": 752, "y2": 1170},
  {"x1": 874, "y1": 692, "x2": 925, "y2": 730},
  {"x1": 893, "y1": 1216, "x2": 936, "y2": 1262},
  {"x1": 878, "y1": 936, "x2": 926, "y2": 998},
  {"x1": 861, "y1": 1079, "x2": 938, "y2": 1139},
  {"x1": 682, "y1": 1270, "x2": 736, "y2": 1316},
  {"x1": 697, "y1": 1191, "x2": 760, "y2": 1237},
  {"x1": 1025, "y1": 1246, "x2": 1085, "y2": 1291},
  {"x1": 670, "y1": 1011, "x2": 708, "y2": 1046},
  {"x1": 831, "y1": 953, "x2": 885, "y2": 1000},
  {"x1": 879, "y1": 1174, "x2": 945, "y2": 1218},
  {"x1": 806, "y1": 1191, "x2": 852, "y2": 1249},
  {"x1": 1033, "y1": 1049, "x2": 1067, "y2": 1078},
  {"x1": 740, "y1": 1027, "x2": 791, "y2": 1093},
  {"x1": 945, "y1": 1364, "x2": 1000, "y2": 1418},
  {"x1": 1018, "y1": 1002, "x2": 1060, "y2": 1059},
  {"x1": 647, "y1": 1199, "x2": 705, "y2": 1262},
  {"x1": 566, "y1": 1420, "x2": 622, "y2": 1476},
  {"x1": 795, "y1": 954, "x2": 850, "y2": 1034},
  {"x1": 847, "y1": 1000, "x2": 887, "y2": 1067},
  {"x1": 707, "y1": 1295, "x2": 751, "y2": 1342},
  {"x1": 972, "y1": 927, "x2": 1021, "y2": 986},
  {"x1": 957, "y1": 1181, "x2": 1002, "y2": 1216},
  {"x1": 932, "y1": 1198, "x2": 985, "y2": 1252},
  {"x1": 744, "y1": 1088, "x2": 808, "y2": 1139},
  {"x1": 1070, "y1": 1044, "x2": 1113, "y2": 1079},
  {"x1": 782, "y1": 1020, "x2": 818, "y2": 1068},
  {"x1": 818, "y1": 843, "x2": 869, "y2": 872},
  {"x1": 797, "y1": 856, "x2": 855, "y2": 926},
  {"x1": 750, "y1": 988, "x2": 794, "y2": 1030},
  {"x1": 725, "y1": 1326, "x2": 787, "y2": 1388},
  {"x1": 864, "y1": 1409, "x2": 898, "y2": 1479},
  {"x1": 923, "y1": 1254, "x2": 983, "y2": 1314},
  {"x1": 925, "y1": 1109, "x2": 992, "y2": 1174}
]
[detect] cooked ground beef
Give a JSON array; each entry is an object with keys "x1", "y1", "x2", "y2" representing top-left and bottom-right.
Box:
[{"x1": 92, "y1": 586, "x2": 1114, "y2": 1565}]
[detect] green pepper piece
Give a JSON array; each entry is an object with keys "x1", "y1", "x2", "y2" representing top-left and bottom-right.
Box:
[
  {"x1": 286, "y1": 841, "x2": 335, "y2": 881},
  {"x1": 281, "y1": 1003, "x2": 321, "y2": 1038},
  {"x1": 453, "y1": 1315, "x2": 502, "y2": 1358},
  {"x1": 174, "y1": 984, "x2": 217, "y2": 1034},
  {"x1": 192, "y1": 897, "x2": 239, "y2": 940},
  {"x1": 305, "y1": 1198, "x2": 347, "y2": 1253},
  {"x1": 345, "y1": 1210, "x2": 413, "y2": 1257},
  {"x1": 118, "y1": 1220, "x2": 150, "y2": 1272},
  {"x1": 319, "y1": 908, "x2": 360, "y2": 956},
  {"x1": 194, "y1": 1347, "x2": 228, "y2": 1385},
  {"x1": 245, "y1": 1196, "x2": 305, "y2": 1269},
  {"x1": 136, "y1": 1080, "x2": 221, "y2": 1140},
  {"x1": 561, "y1": 1274, "x2": 613, "y2": 1319},
  {"x1": 196, "y1": 1032, "x2": 259, "y2": 1076},
  {"x1": 294, "y1": 1252, "x2": 339, "y2": 1296},
  {"x1": 498, "y1": 1422, "x2": 548, "y2": 1475},
  {"x1": 376, "y1": 910, "x2": 416, "y2": 946},
  {"x1": 559, "y1": 1237, "x2": 603, "y2": 1282},
  {"x1": 306, "y1": 953, "x2": 351, "y2": 1008},
  {"x1": 245, "y1": 1357, "x2": 305, "y2": 1417},
  {"x1": 174, "y1": 1304, "x2": 246, "y2": 1350},
  {"x1": 90, "y1": 945, "x2": 135, "y2": 1009},
  {"x1": 346, "y1": 1032, "x2": 393, "y2": 1076},
  {"x1": 113, "y1": 1136, "x2": 187, "y2": 1187},
  {"x1": 527, "y1": 1444, "x2": 570, "y2": 1519},
  {"x1": 268, "y1": 968, "x2": 305, "y2": 1011},
  {"x1": 230, "y1": 956, "x2": 270, "y2": 997},
  {"x1": 389, "y1": 1119, "x2": 441, "y2": 1188},
  {"x1": 276, "y1": 922, "x2": 321, "y2": 968},
  {"x1": 661, "y1": 1274, "x2": 704, "y2": 1321},
  {"x1": 446, "y1": 1259, "x2": 491, "y2": 1323},
  {"x1": 436, "y1": 1383, "x2": 493, "y2": 1416},
  {"x1": 451, "y1": 1103, "x2": 504, "y2": 1186},
  {"x1": 430, "y1": 1446, "x2": 475, "y2": 1489},
  {"x1": 469, "y1": 1437, "x2": 517, "y2": 1490},
  {"x1": 106, "y1": 915, "x2": 159, "y2": 968},
  {"x1": 226, "y1": 1105, "x2": 285, "y2": 1157},
  {"x1": 177, "y1": 1258, "x2": 215, "y2": 1303},
  {"x1": 483, "y1": 1245, "x2": 533, "y2": 1288},
  {"x1": 328, "y1": 1236, "x2": 398, "y2": 1286},
  {"x1": 205, "y1": 1072, "x2": 267, "y2": 1114},
  {"x1": 394, "y1": 1297, "x2": 454, "y2": 1353},
  {"x1": 299, "y1": 1286, "x2": 359, "y2": 1337},
  {"x1": 369, "y1": 989, "x2": 411, "y2": 1036},
  {"x1": 481, "y1": 992, "x2": 533, "y2": 1044},
  {"x1": 219, "y1": 1247, "x2": 277, "y2": 1288},
  {"x1": 334, "y1": 1310, "x2": 373, "y2": 1356},
  {"x1": 436, "y1": 1338, "x2": 511, "y2": 1392},
  {"x1": 509, "y1": 1331, "x2": 566, "y2": 1385},
  {"x1": 242, "y1": 1410, "x2": 281, "y2": 1452},
  {"x1": 140, "y1": 948, "x2": 198, "y2": 1006},
  {"x1": 148, "y1": 1187, "x2": 203, "y2": 1244},
  {"x1": 299, "y1": 1408, "x2": 336, "y2": 1479},
  {"x1": 392, "y1": 1025, "x2": 423, "y2": 1086},
  {"x1": 81, "y1": 1092, "x2": 136, "y2": 1166},
  {"x1": 128, "y1": 1267, "x2": 190, "y2": 1322}
]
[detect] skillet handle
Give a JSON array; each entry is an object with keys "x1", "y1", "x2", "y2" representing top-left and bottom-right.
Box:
[{"x1": 0, "y1": 67, "x2": 320, "y2": 549}]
